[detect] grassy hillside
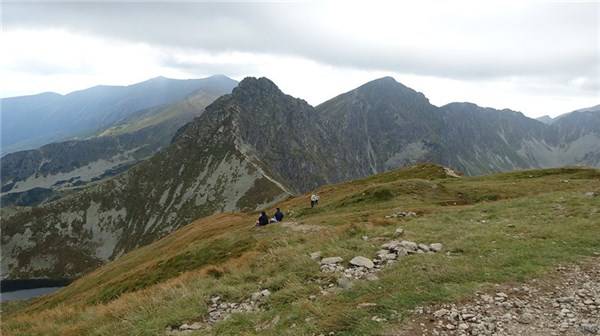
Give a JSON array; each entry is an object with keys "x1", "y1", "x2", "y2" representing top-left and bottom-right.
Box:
[{"x1": 2, "y1": 164, "x2": 599, "y2": 336}]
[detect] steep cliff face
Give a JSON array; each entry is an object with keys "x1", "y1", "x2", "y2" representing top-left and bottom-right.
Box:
[
  {"x1": 438, "y1": 103, "x2": 555, "y2": 175},
  {"x1": 316, "y1": 77, "x2": 445, "y2": 176}
]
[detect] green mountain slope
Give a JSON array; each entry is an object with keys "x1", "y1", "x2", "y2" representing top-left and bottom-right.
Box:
[{"x1": 3, "y1": 164, "x2": 599, "y2": 336}]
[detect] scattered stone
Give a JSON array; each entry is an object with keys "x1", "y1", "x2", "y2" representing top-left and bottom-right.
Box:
[
  {"x1": 350, "y1": 256, "x2": 375, "y2": 269},
  {"x1": 580, "y1": 323, "x2": 599, "y2": 334},
  {"x1": 517, "y1": 312, "x2": 534, "y2": 324},
  {"x1": 584, "y1": 192, "x2": 597, "y2": 198},
  {"x1": 396, "y1": 260, "x2": 600, "y2": 336},
  {"x1": 320, "y1": 257, "x2": 343, "y2": 265},
  {"x1": 357, "y1": 302, "x2": 378, "y2": 308},
  {"x1": 418, "y1": 243, "x2": 430, "y2": 252},
  {"x1": 429, "y1": 243, "x2": 443, "y2": 252},
  {"x1": 381, "y1": 240, "x2": 400, "y2": 250},
  {"x1": 434, "y1": 308, "x2": 449, "y2": 318},
  {"x1": 381, "y1": 253, "x2": 397, "y2": 260},
  {"x1": 386, "y1": 211, "x2": 417, "y2": 219},
  {"x1": 310, "y1": 251, "x2": 322, "y2": 260},
  {"x1": 315, "y1": 238, "x2": 444, "y2": 291},
  {"x1": 400, "y1": 240, "x2": 418, "y2": 252},
  {"x1": 394, "y1": 228, "x2": 405, "y2": 236},
  {"x1": 556, "y1": 296, "x2": 575, "y2": 303}
]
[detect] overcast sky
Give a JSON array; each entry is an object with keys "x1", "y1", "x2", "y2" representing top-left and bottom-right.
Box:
[{"x1": 2, "y1": 1, "x2": 599, "y2": 117}]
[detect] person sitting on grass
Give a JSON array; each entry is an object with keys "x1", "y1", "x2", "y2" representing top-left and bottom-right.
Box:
[
  {"x1": 256, "y1": 211, "x2": 269, "y2": 226},
  {"x1": 273, "y1": 208, "x2": 284, "y2": 222}
]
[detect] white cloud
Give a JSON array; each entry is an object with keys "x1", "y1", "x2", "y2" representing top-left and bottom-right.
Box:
[{"x1": 1, "y1": 1, "x2": 598, "y2": 117}]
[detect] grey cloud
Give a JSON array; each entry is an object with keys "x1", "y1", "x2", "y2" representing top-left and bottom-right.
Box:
[
  {"x1": 3, "y1": 2, "x2": 599, "y2": 87},
  {"x1": 158, "y1": 55, "x2": 260, "y2": 77}
]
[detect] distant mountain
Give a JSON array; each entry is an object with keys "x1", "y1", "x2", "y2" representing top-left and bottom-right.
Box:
[
  {"x1": 315, "y1": 77, "x2": 444, "y2": 176},
  {"x1": 2, "y1": 76, "x2": 599, "y2": 280},
  {"x1": 438, "y1": 103, "x2": 558, "y2": 174},
  {"x1": 0, "y1": 76, "x2": 237, "y2": 207},
  {"x1": 1, "y1": 75, "x2": 238, "y2": 153},
  {"x1": 536, "y1": 115, "x2": 553, "y2": 124}
]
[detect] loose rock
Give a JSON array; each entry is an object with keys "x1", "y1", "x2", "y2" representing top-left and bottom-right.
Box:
[
  {"x1": 320, "y1": 257, "x2": 343, "y2": 265},
  {"x1": 350, "y1": 256, "x2": 375, "y2": 269}
]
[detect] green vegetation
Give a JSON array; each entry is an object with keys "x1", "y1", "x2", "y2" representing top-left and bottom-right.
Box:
[{"x1": 2, "y1": 164, "x2": 599, "y2": 336}]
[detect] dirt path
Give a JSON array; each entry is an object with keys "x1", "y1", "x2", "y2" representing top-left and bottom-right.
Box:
[
  {"x1": 386, "y1": 257, "x2": 600, "y2": 336},
  {"x1": 279, "y1": 221, "x2": 324, "y2": 233}
]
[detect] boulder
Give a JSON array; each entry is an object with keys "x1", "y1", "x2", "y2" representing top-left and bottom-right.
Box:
[
  {"x1": 309, "y1": 251, "x2": 322, "y2": 260},
  {"x1": 394, "y1": 228, "x2": 404, "y2": 236},
  {"x1": 430, "y1": 243, "x2": 443, "y2": 252},
  {"x1": 320, "y1": 256, "x2": 343, "y2": 265},
  {"x1": 418, "y1": 243, "x2": 430, "y2": 252},
  {"x1": 350, "y1": 256, "x2": 375, "y2": 269},
  {"x1": 400, "y1": 240, "x2": 418, "y2": 251},
  {"x1": 381, "y1": 253, "x2": 397, "y2": 260},
  {"x1": 395, "y1": 247, "x2": 408, "y2": 257},
  {"x1": 381, "y1": 240, "x2": 400, "y2": 250},
  {"x1": 376, "y1": 249, "x2": 389, "y2": 256}
]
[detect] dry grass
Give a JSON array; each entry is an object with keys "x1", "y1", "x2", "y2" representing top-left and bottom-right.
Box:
[{"x1": 2, "y1": 164, "x2": 600, "y2": 336}]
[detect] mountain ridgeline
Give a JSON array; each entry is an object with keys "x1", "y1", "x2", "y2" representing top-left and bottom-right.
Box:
[
  {"x1": 1, "y1": 76, "x2": 238, "y2": 207},
  {"x1": 1, "y1": 75, "x2": 238, "y2": 154},
  {"x1": 2, "y1": 76, "x2": 599, "y2": 280}
]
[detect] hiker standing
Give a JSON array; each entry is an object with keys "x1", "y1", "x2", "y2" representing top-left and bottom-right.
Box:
[{"x1": 310, "y1": 194, "x2": 320, "y2": 208}]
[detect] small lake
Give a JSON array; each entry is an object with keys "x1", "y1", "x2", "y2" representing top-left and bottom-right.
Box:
[
  {"x1": 0, "y1": 287, "x2": 62, "y2": 302},
  {"x1": 1, "y1": 286, "x2": 64, "y2": 302}
]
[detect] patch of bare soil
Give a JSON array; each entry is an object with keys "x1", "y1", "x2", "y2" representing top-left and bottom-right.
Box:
[{"x1": 279, "y1": 221, "x2": 324, "y2": 233}]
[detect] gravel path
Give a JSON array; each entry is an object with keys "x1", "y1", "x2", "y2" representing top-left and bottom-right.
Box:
[{"x1": 388, "y1": 257, "x2": 600, "y2": 336}]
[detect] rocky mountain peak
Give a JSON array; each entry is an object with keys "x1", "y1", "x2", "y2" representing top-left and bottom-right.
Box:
[
  {"x1": 353, "y1": 76, "x2": 429, "y2": 103},
  {"x1": 234, "y1": 77, "x2": 282, "y2": 96}
]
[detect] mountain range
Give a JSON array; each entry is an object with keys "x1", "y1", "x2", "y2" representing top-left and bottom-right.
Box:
[
  {"x1": 1, "y1": 76, "x2": 599, "y2": 280},
  {"x1": 1, "y1": 76, "x2": 237, "y2": 207},
  {"x1": 1, "y1": 75, "x2": 237, "y2": 154}
]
